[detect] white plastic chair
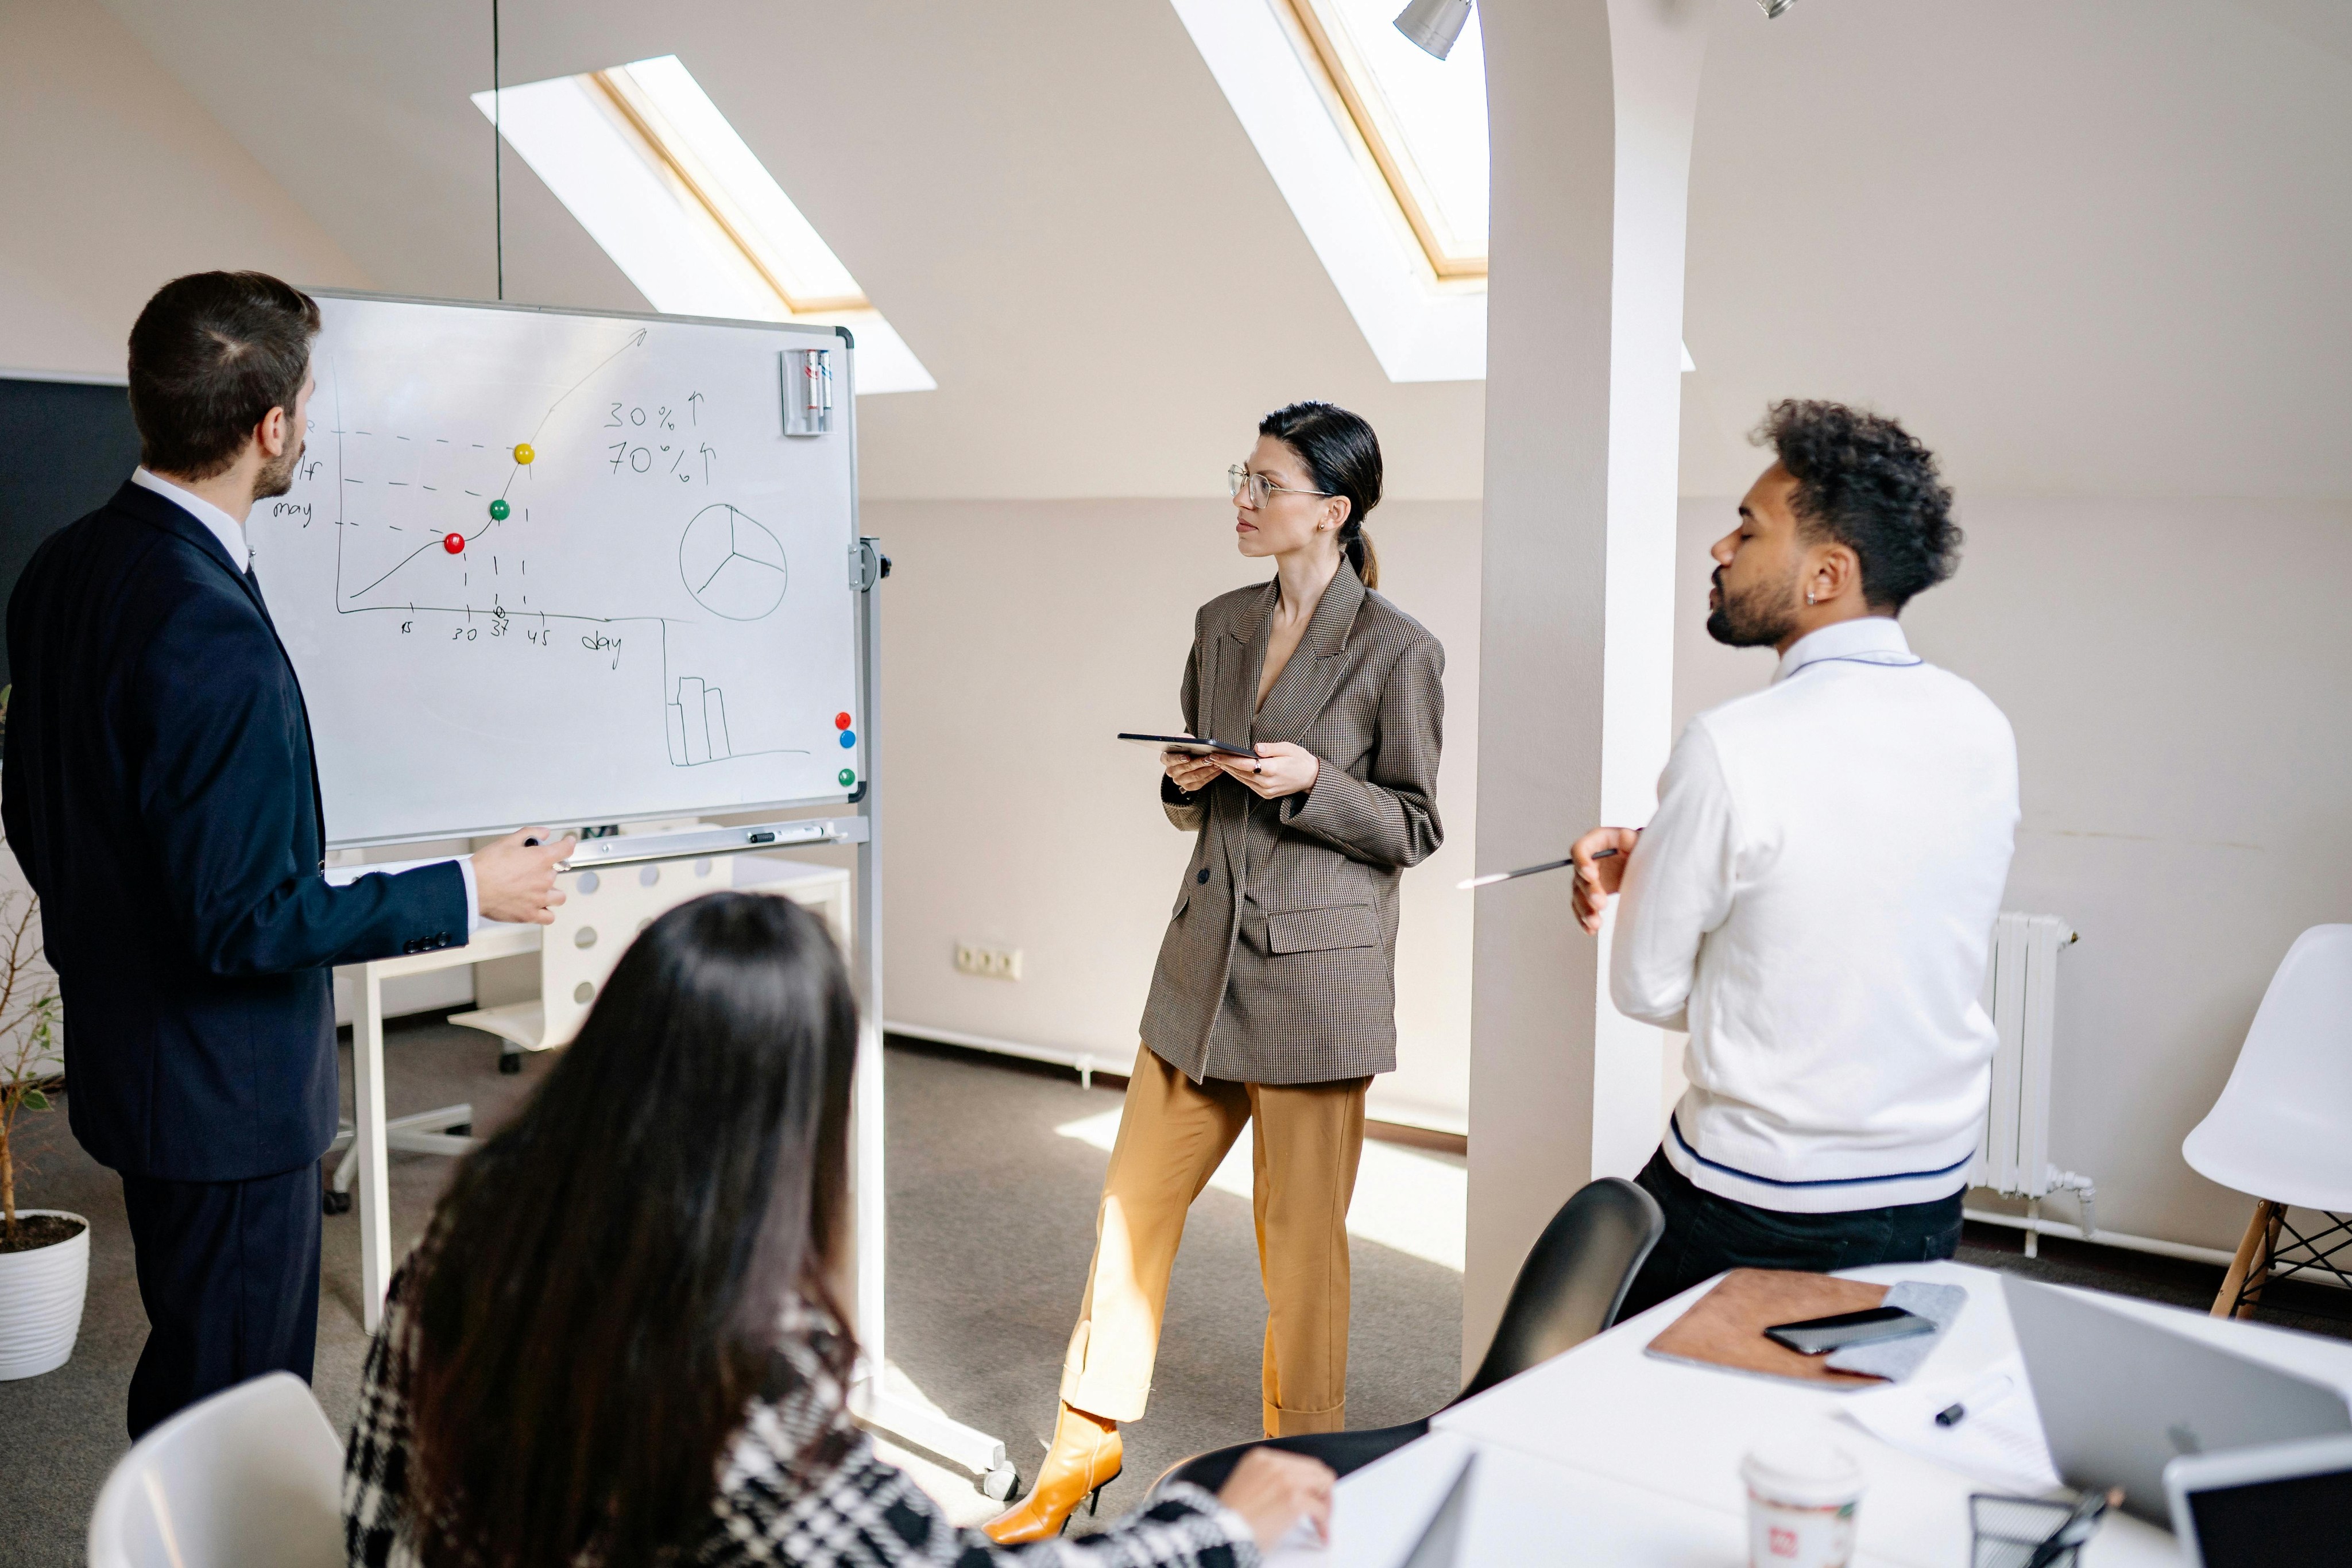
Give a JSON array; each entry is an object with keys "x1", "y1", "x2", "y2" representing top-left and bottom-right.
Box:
[
  {"x1": 2182, "y1": 923, "x2": 2352, "y2": 1319},
  {"x1": 88, "y1": 1372, "x2": 345, "y2": 1568}
]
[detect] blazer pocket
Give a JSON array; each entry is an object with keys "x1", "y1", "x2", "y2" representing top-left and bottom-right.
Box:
[{"x1": 1266, "y1": 903, "x2": 1378, "y2": 954}]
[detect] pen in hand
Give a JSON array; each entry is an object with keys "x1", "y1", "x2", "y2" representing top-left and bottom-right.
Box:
[{"x1": 1459, "y1": 846, "x2": 1617, "y2": 891}]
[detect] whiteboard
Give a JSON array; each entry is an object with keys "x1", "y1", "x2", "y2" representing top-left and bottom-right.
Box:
[{"x1": 249, "y1": 293, "x2": 864, "y2": 847}]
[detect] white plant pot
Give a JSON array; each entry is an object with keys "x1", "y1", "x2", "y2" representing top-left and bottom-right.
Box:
[{"x1": 0, "y1": 1209, "x2": 90, "y2": 1379}]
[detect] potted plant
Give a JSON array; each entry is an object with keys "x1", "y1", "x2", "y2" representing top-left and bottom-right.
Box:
[{"x1": 0, "y1": 683, "x2": 83, "y2": 1380}]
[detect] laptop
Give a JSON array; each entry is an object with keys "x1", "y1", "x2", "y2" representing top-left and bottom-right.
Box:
[{"x1": 2003, "y1": 1276, "x2": 2352, "y2": 1521}]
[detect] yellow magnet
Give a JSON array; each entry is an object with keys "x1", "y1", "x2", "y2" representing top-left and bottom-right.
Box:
[{"x1": 513, "y1": 442, "x2": 535, "y2": 464}]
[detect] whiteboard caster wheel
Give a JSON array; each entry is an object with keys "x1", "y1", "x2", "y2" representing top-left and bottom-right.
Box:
[
  {"x1": 981, "y1": 1465, "x2": 1019, "y2": 1503},
  {"x1": 323, "y1": 1190, "x2": 351, "y2": 1215},
  {"x1": 498, "y1": 1052, "x2": 523, "y2": 1075}
]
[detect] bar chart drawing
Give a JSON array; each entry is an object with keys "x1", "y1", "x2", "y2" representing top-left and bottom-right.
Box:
[{"x1": 668, "y1": 675, "x2": 736, "y2": 765}]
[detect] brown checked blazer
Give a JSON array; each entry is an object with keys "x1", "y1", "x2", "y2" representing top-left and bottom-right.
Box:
[{"x1": 1139, "y1": 561, "x2": 1444, "y2": 1085}]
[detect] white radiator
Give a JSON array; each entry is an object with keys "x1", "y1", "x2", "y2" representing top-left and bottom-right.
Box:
[{"x1": 1972, "y1": 912, "x2": 2094, "y2": 1249}]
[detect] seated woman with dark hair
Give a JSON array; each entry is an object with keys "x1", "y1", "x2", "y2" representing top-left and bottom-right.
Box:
[{"x1": 342, "y1": 892, "x2": 1329, "y2": 1567}]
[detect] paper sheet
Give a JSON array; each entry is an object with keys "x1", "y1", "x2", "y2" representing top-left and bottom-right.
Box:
[{"x1": 1840, "y1": 1356, "x2": 2063, "y2": 1493}]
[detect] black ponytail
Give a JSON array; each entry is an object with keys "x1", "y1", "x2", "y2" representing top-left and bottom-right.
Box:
[{"x1": 1259, "y1": 401, "x2": 1383, "y2": 590}]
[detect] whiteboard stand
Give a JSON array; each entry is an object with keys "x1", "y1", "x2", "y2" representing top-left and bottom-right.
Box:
[
  {"x1": 840, "y1": 536, "x2": 1020, "y2": 1501},
  {"x1": 341, "y1": 922, "x2": 541, "y2": 1331}
]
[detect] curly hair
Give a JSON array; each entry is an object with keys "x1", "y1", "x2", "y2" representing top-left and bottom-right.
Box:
[{"x1": 1754, "y1": 400, "x2": 1959, "y2": 612}]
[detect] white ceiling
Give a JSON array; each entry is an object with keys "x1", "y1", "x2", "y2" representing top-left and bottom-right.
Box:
[{"x1": 94, "y1": 0, "x2": 2351, "y2": 502}]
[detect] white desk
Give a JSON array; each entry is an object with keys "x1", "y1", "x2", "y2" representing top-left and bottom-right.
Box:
[
  {"x1": 1274, "y1": 1260, "x2": 2352, "y2": 1567},
  {"x1": 341, "y1": 855, "x2": 851, "y2": 1331}
]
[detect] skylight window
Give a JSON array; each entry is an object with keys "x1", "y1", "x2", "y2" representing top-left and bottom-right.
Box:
[
  {"x1": 474, "y1": 57, "x2": 933, "y2": 393},
  {"x1": 1287, "y1": 0, "x2": 1488, "y2": 277},
  {"x1": 1171, "y1": 0, "x2": 1485, "y2": 381}
]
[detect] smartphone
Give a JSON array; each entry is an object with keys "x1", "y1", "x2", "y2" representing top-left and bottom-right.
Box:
[{"x1": 1762, "y1": 1305, "x2": 1937, "y2": 1356}]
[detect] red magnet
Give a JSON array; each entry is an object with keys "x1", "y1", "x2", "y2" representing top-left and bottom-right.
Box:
[
  {"x1": 442, "y1": 533, "x2": 466, "y2": 555},
  {"x1": 834, "y1": 711, "x2": 853, "y2": 730}
]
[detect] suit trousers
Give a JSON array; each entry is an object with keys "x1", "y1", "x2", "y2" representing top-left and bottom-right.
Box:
[
  {"x1": 118, "y1": 1161, "x2": 322, "y2": 1439},
  {"x1": 1061, "y1": 1046, "x2": 1367, "y2": 1437}
]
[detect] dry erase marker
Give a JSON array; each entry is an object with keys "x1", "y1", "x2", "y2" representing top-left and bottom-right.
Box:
[{"x1": 1459, "y1": 846, "x2": 1617, "y2": 891}]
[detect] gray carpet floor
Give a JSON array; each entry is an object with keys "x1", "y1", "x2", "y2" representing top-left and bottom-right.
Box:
[{"x1": 2, "y1": 1023, "x2": 2344, "y2": 1564}]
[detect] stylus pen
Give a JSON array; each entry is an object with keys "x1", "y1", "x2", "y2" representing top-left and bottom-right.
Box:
[{"x1": 1459, "y1": 846, "x2": 1616, "y2": 891}]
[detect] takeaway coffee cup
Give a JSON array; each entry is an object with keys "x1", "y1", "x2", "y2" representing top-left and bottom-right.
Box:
[{"x1": 1742, "y1": 1439, "x2": 1864, "y2": 1568}]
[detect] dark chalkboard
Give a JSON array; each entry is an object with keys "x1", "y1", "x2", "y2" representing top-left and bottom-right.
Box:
[{"x1": 0, "y1": 375, "x2": 142, "y2": 688}]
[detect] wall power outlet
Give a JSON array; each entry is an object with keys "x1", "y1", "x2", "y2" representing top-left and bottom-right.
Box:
[{"x1": 954, "y1": 943, "x2": 1023, "y2": 981}]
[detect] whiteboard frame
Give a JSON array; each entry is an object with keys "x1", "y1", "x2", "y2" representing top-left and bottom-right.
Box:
[{"x1": 295, "y1": 289, "x2": 870, "y2": 850}]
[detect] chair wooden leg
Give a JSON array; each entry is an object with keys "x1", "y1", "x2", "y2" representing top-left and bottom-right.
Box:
[
  {"x1": 2241, "y1": 1203, "x2": 2288, "y2": 1319},
  {"x1": 2212, "y1": 1201, "x2": 2280, "y2": 1318}
]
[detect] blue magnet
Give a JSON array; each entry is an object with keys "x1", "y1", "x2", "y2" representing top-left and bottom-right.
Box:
[{"x1": 838, "y1": 729, "x2": 857, "y2": 748}]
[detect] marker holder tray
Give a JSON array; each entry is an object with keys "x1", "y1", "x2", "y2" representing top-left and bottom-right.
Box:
[{"x1": 1968, "y1": 1495, "x2": 2092, "y2": 1568}]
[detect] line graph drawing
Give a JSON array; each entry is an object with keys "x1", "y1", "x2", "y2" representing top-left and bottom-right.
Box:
[
  {"x1": 678, "y1": 504, "x2": 788, "y2": 621},
  {"x1": 334, "y1": 328, "x2": 652, "y2": 607}
]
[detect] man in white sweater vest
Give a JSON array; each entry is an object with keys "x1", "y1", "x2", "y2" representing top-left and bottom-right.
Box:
[{"x1": 1573, "y1": 401, "x2": 2019, "y2": 1318}]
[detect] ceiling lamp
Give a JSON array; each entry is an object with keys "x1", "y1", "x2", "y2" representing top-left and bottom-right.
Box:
[{"x1": 1394, "y1": 0, "x2": 1473, "y2": 60}]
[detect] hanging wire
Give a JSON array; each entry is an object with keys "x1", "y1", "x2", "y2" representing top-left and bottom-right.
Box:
[{"x1": 493, "y1": 0, "x2": 504, "y2": 300}]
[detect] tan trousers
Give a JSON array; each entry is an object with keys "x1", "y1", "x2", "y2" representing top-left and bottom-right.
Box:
[{"x1": 1060, "y1": 1046, "x2": 1368, "y2": 1437}]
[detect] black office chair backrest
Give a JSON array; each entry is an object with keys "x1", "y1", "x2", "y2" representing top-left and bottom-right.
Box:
[{"x1": 1451, "y1": 1176, "x2": 1665, "y2": 1405}]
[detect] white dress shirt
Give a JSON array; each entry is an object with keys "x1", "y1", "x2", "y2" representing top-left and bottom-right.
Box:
[
  {"x1": 1611, "y1": 617, "x2": 2019, "y2": 1212},
  {"x1": 130, "y1": 468, "x2": 484, "y2": 930}
]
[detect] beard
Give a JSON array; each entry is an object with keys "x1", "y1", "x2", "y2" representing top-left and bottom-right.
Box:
[
  {"x1": 1705, "y1": 564, "x2": 1802, "y2": 648},
  {"x1": 255, "y1": 432, "x2": 304, "y2": 500}
]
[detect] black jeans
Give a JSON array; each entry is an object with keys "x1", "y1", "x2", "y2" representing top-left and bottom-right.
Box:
[
  {"x1": 119, "y1": 1160, "x2": 322, "y2": 1439},
  {"x1": 1619, "y1": 1148, "x2": 1964, "y2": 1321}
]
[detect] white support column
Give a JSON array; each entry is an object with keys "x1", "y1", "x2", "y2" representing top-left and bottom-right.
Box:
[{"x1": 1465, "y1": 0, "x2": 1709, "y2": 1370}]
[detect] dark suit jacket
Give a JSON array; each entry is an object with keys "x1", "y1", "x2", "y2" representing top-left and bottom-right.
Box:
[
  {"x1": 3, "y1": 481, "x2": 467, "y2": 1182},
  {"x1": 1141, "y1": 561, "x2": 1444, "y2": 1085}
]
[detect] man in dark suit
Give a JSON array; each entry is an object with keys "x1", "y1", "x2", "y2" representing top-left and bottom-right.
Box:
[{"x1": 2, "y1": 272, "x2": 574, "y2": 1437}]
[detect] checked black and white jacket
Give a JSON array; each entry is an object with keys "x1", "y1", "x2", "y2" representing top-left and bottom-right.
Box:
[{"x1": 342, "y1": 1271, "x2": 1257, "y2": 1568}]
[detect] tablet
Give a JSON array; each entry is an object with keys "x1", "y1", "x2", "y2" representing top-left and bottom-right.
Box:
[
  {"x1": 1119, "y1": 733, "x2": 1256, "y2": 758},
  {"x1": 2167, "y1": 1433, "x2": 2352, "y2": 1567}
]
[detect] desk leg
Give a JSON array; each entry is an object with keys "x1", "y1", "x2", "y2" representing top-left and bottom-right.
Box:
[{"x1": 355, "y1": 962, "x2": 394, "y2": 1334}]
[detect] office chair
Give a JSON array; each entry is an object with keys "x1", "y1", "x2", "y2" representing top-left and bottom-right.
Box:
[
  {"x1": 88, "y1": 1372, "x2": 344, "y2": 1568},
  {"x1": 1155, "y1": 1175, "x2": 1665, "y2": 1494}
]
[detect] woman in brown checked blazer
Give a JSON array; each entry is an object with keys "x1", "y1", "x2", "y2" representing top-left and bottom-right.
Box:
[{"x1": 987, "y1": 404, "x2": 1444, "y2": 1543}]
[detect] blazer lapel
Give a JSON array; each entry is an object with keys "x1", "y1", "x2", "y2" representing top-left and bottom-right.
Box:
[{"x1": 1253, "y1": 561, "x2": 1365, "y2": 743}]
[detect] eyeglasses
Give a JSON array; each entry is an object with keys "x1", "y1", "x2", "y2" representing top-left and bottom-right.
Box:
[{"x1": 1228, "y1": 463, "x2": 1334, "y2": 509}]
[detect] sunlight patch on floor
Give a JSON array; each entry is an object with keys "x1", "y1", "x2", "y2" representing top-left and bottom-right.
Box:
[{"x1": 1054, "y1": 1109, "x2": 1466, "y2": 1272}]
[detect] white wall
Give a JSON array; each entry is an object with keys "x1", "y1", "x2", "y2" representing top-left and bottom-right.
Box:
[
  {"x1": 0, "y1": 0, "x2": 368, "y2": 375},
  {"x1": 868, "y1": 498, "x2": 1481, "y2": 1133},
  {"x1": 1669, "y1": 494, "x2": 2352, "y2": 1252}
]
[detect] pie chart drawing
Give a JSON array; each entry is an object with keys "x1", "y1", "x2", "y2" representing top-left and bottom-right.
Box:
[{"x1": 678, "y1": 504, "x2": 788, "y2": 621}]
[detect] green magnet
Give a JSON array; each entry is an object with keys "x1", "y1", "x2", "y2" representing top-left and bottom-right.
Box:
[
  {"x1": 837, "y1": 768, "x2": 856, "y2": 788},
  {"x1": 488, "y1": 498, "x2": 510, "y2": 521}
]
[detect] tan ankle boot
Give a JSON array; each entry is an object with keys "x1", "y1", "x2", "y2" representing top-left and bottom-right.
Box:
[{"x1": 982, "y1": 1403, "x2": 1125, "y2": 1543}]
